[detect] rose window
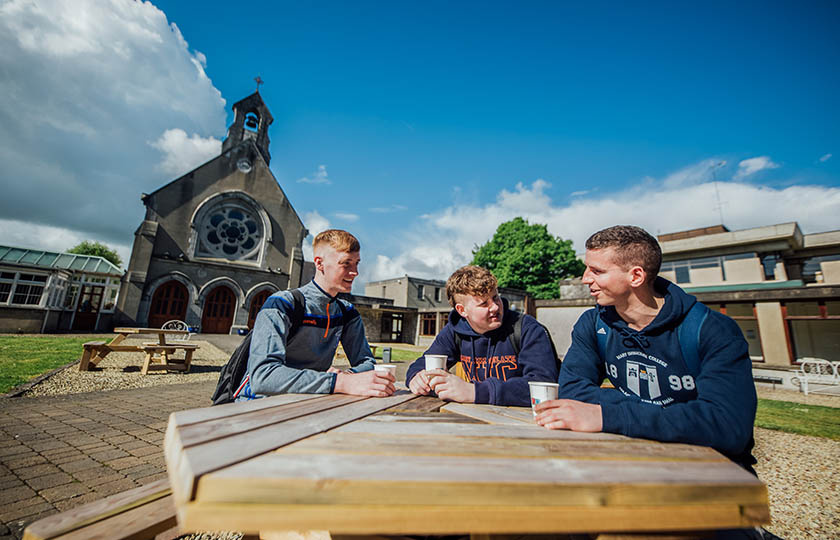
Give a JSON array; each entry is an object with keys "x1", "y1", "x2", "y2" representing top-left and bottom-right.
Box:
[{"x1": 196, "y1": 203, "x2": 263, "y2": 261}]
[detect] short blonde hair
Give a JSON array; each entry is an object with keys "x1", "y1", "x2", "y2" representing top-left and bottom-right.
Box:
[
  {"x1": 312, "y1": 229, "x2": 360, "y2": 253},
  {"x1": 446, "y1": 265, "x2": 498, "y2": 307}
]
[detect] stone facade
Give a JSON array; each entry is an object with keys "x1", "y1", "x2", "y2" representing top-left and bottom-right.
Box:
[{"x1": 116, "y1": 92, "x2": 309, "y2": 334}]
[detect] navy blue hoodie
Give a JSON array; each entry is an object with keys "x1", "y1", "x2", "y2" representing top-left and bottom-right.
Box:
[
  {"x1": 405, "y1": 302, "x2": 558, "y2": 406},
  {"x1": 558, "y1": 277, "x2": 757, "y2": 472}
]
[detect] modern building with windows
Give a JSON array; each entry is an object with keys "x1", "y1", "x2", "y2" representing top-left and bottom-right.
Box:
[
  {"x1": 365, "y1": 275, "x2": 530, "y2": 347},
  {"x1": 536, "y1": 222, "x2": 840, "y2": 387},
  {"x1": 0, "y1": 245, "x2": 122, "y2": 332},
  {"x1": 117, "y1": 92, "x2": 314, "y2": 334}
]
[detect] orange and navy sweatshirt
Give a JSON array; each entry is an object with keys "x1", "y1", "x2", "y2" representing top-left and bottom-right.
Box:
[
  {"x1": 405, "y1": 302, "x2": 558, "y2": 406},
  {"x1": 237, "y1": 280, "x2": 375, "y2": 399}
]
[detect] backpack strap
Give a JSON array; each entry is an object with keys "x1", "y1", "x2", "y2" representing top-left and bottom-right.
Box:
[
  {"x1": 677, "y1": 302, "x2": 709, "y2": 377},
  {"x1": 595, "y1": 311, "x2": 609, "y2": 361},
  {"x1": 288, "y1": 289, "x2": 306, "y2": 340},
  {"x1": 507, "y1": 312, "x2": 523, "y2": 354}
]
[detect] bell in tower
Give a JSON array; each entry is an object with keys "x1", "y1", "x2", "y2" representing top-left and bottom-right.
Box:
[{"x1": 221, "y1": 90, "x2": 274, "y2": 166}]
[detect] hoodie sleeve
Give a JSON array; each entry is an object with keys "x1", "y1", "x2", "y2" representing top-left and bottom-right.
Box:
[
  {"x1": 599, "y1": 312, "x2": 757, "y2": 458},
  {"x1": 405, "y1": 323, "x2": 458, "y2": 386},
  {"x1": 557, "y1": 309, "x2": 609, "y2": 403},
  {"x1": 474, "y1": 315, "x2": 559, "y2": 406},
  {"x1": 340, "y1": 305, "x2": 376, "y2": 373},
  {"x1": 248, "y1": 297, "x2": 337, "y2": 395}
]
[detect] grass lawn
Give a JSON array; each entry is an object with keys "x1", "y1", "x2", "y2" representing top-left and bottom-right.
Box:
[
  {"x1": 0, "y1": 335, "x2": 103, "y2": 394},
  {"x1": 756, "y1": 398, "x2": 840, "y2": 440},
  {"x1": 384, "y1": 347, "x2": 421, "y2": 363}
]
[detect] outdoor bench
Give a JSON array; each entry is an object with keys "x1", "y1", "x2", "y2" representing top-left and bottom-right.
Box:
[
  {"x1": 792, "y1": 358, "x2": 840, "y2": 395},
  {"x1": 78, "y1": 341, "x2": 107, "y2": 371},
  {"x1": 22, "y1": 478, "x2": 179, "y2": 540},
  {"x1": 752, "y1": 374, "x2": 783, "y2": 389},
  {"x1": 140, "y1": 343, "x2": 199, "y2": 375}
]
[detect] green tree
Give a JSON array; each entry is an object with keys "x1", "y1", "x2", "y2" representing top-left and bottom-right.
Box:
[
  {"x1": 471, "y1": 217, "x2": 584, "y2": 299},
  {"x1": 67, "y1": 241, "x2": 123, "y2": 268}
]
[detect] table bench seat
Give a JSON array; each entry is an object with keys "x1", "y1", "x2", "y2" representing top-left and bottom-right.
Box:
[
  {"x1": 78, "y1": 341, "x2": 107, "y2": 371},
  {"x1": 140, "y1": 344, "x2": 198, "y2": 375},
  {"x1": 22, "y1": 478, "x2": 179, "y2": 540}
]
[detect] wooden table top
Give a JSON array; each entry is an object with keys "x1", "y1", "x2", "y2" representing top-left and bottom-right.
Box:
[
  {"x1": 164, "y1": 391, "x2": 769, "y2": 536},
  {"x1": 113, "y1": 327, "x2": 188, "y2": 335}
]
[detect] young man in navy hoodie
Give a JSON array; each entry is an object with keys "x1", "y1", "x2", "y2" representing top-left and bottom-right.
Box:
[
  {"x1": 536, "y1": 225, "x2": 757, "y2": 471},
  {"x1": 406, "y1": 265, "x2": 558, "y2": 406}
]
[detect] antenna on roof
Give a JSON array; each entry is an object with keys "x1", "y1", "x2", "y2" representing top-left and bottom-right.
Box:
[{"x1": 711, "y1": 161, "x2": 727, "y2": 225}]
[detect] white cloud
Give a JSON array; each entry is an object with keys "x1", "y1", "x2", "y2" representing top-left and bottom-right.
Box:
[
  {"x1": 149, "y1": 128, "x2": 221, "y2": 177},
  {"x1": 819, "y1": 153, "x2": 832, "y2": 163},
  {"x1": 0, "y1": 218, "x2": 131, "y2": 269},
  {"x1": 297, "y1": 165, "x2": 331, "y2": 184},
  {"x1": 301, "y1": 211, "x2": 331, "y2": 261},
  {"x1": 734, "y1": 156, "x2": 780, "y2": 179},
  {"x1": 334, "y1": 212, "x2": 359, "y2": 222},
  {"x1": 363, "y1": 160, "x2": 840, "y2": 285},
  {"x1": 0, "y1": 0, "x2": 226, "y2": 250}
]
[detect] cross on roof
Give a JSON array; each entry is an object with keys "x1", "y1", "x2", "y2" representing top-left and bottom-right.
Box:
[{"x1": 254, "y1": 76, "x2": 264, "y2": 92}]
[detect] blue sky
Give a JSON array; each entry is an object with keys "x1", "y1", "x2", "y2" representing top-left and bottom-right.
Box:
[{"x1": 1, "y1": 0, "x2": 838, "y2": 286}]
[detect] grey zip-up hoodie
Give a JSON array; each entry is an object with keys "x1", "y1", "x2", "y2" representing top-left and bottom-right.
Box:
[{"x1": 237, "y1": 280, "x2": 375, "y2": 399}]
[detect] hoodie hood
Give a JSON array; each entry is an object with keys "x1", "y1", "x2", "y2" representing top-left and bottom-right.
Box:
[{"x1": 598, "y1": 276, "x2": 697, "y2": 335}]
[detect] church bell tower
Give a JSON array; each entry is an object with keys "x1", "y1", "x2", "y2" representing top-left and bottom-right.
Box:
[{"x1": 221, "y1": 91, "x2": 274, "y2": 166}]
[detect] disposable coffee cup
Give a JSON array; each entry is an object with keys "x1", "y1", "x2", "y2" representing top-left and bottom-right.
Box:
[
  {"x1": 528, "y1": 382, "x2": 559, "y2": 416},
  {"x1": 374, "y1": 364, "x2": 396, "y2": 377},
  {"x1": 424, "y1": 354, "x2": 447, "y2": 371}
]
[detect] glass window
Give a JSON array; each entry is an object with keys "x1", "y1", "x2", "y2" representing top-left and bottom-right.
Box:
[
  {"x1": 723, "y1": 252, "x2": 757, "y2": 261},
  {"x1": 435, "y1": 287, "x2": 442, "y2": 302},
  {"x1": 726, "y1": 303, "x2": 754, "y2": 317},
  {"x1": 675, "y1": 266, "x2": 690, "y2": 283},
  {"x1": 826, "y1": 301, "x2": 840, "y2": 316},
  {"x1": 195, "y1": 197, "x2": 264, "y2": 262},
  {"x1": 690, "y1": 257, "x2": 720, "y2": 269},
  {"x1": 13, "y1": 283, "x2": 44, "y2": 305},
  {"x1": 417, "y1": 285, "x2": 424, "y2": 300},
  {"x1": 420, "y1": 313, "x2": 436, "y2": 336},
  {"x1": 1, "y1": 271, "x2": 16, "y2": 279},
  {"x1": 64, "y1": 284, "x2": 79, "y2": 309},
  {"x1": 0, "y1": 282, "x2": 11, "y2": 303},
  {"x1": 786, "y1": 302, "x2": 820, "y2": 317}
]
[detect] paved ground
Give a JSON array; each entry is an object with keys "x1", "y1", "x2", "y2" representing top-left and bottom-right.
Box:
[{"x1": 0, "y1": 335, "x2": 246, "y2": 540}]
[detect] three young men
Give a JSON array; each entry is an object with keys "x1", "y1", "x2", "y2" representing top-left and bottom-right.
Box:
[
  {"x1": 535, "y1": 225, "x2": 757, "y2": 473},
  {"x1": 405, "y1": 265, "x2": 558, "y2": 406},
  {"x1": 236, "y1": 229, "x2": 395, "y2": 400}
]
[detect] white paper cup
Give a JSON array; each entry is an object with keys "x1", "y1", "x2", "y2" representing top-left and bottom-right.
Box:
[
  {"x1": 374, "y1": 364, "x2": 396, "y2": 377},
  {"x1": 424, "y1": 354, "x2": 447, "y2": 371},
  {"x1": 529, "y1": 382, "x2": 559, "y2": 416}
]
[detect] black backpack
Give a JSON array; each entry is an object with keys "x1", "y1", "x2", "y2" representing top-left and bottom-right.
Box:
[
  {"x1": 453, "y1": 309, "x2": 561, "y2": 370},
  {"x1": 211, "y1": 289, "x2": 305, "y2": 405}
]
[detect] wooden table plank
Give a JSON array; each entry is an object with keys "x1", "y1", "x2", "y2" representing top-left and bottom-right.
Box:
[
  {"x1": 197, "y1": 452, "x2": 763, "y2": 507},
  {"x1": 441, "y1": 403, "x2": 535, "y2": 424},
  {"x1": 165, "y1": 391, "x2": 419, "y2": 505},
  {"x1": 171, "y1": 394, "x2": 321, "y2": 426},
  {"x1": 177, "y1": 503, "x2": 768, "y2": 535},
  {"x1": 279, "y1": 431, "x2": 725, "y2": 461},
  {"x1": 333, "y1": 419, "x2": 627, "y2": 440}
]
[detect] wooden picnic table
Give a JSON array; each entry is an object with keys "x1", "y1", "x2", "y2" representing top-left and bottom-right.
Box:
[
  {"x1": 163, "y1": 391, "x2": 769, "y2": 539},
  {"x1": 79, "y1": 327, "x2": 198, "y2": 373}
]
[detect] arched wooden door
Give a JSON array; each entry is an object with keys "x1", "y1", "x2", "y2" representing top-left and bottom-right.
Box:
[
  {"x1": 247, "y1": 290, "x2": 272, "y2": 330},
  {"x1": 201, "y1": 285, "x2": 235, "y2": 334},
  {"x1": 148, "y1": 280, "x2": 188, "y2": 329}
]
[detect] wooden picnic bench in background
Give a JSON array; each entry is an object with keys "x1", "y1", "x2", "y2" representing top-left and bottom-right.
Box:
[{"x1": 78, "y1": 327, "x2": 200, "y2": 374}]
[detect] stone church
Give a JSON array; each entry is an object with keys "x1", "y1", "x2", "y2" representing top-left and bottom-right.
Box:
[{"x1": 116, "y1": 92, "x2": 313, "y2": 334}]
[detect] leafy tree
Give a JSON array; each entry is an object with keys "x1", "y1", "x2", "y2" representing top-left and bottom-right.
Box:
[
  {"x1": 471, "y1": 217, "x2": 584, "y2": 299},
  {"x1": 67, "y1": 241, "x2": 123, "y2": 268}
]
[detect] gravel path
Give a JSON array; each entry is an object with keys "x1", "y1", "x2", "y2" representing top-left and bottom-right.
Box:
[{"x1": 14, "y1": 351, "x2": 840, "y2": 539}]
